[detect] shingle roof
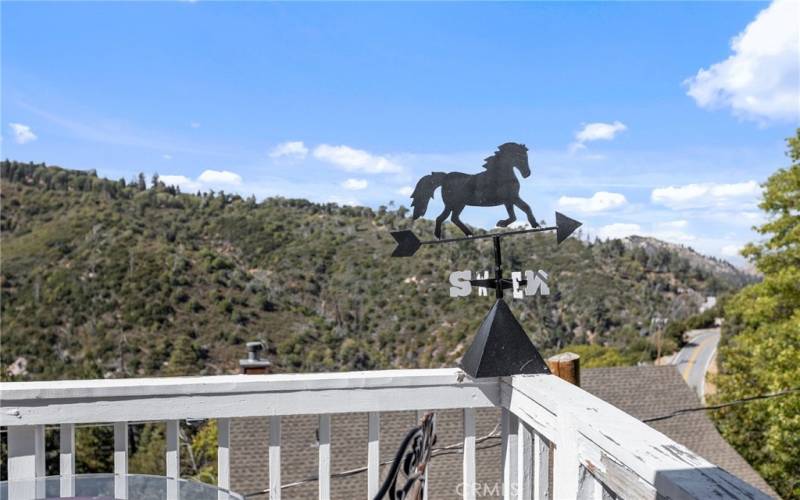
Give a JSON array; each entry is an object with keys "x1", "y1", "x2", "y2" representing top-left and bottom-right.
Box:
[{"x1": 582, "y1": 365, "x2": 777, "y2": 498}]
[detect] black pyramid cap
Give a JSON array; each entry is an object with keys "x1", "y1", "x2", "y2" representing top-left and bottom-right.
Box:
[{"x1": 459, "y1": 299, "x2": 550, "y2": 378}]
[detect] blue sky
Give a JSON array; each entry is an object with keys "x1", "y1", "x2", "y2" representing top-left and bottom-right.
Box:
[{"x1": 3, "y1": 1, "x2": 798, "y2": 265}]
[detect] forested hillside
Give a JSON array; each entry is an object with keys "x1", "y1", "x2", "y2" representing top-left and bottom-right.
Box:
[{"x1": 0, "y1": 160, "x2": 753, "y2": 381}]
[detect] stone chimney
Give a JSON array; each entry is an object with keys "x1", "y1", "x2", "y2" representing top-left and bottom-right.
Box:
[{"x1": 239, "y1": 341, "x2": 271, "y2": 374}]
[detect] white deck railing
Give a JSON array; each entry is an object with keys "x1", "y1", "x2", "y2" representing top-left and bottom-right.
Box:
[{"x1": 0, "y1": 368, "x2": 769, "y2": 499}]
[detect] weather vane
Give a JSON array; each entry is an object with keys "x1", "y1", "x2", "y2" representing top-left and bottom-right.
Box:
[{"x1": 390, "y1": 142, "x2": 582, "y2": 378}]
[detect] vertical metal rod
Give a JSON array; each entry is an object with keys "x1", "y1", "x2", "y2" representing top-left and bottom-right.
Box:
[{"x1": 493, "y1": 236, "x2": 503, "y2": 299}]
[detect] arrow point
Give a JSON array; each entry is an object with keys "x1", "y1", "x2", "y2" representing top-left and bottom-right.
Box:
[
  {"x1": 555, "y1": 212, "x2": 582, "y2": 244},
  {"x1": 391, "y1": 230, "x2": 422, "y2": 257}
]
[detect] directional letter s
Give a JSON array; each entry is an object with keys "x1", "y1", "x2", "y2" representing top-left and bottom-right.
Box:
[{"x1": 449, "y1": 270, "x2": 472, "y2": 297}]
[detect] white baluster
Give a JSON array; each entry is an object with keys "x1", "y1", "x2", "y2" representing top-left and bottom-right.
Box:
[
  {"x1": 502, "y1": 409, "x2": 519, "y2": 500},
  {"x1": 367, "y1": 412, "x2": 380, "y2": 498},
  {"x1": 533, "y1": 432, "x2": 551, "y2": 500},
  {"x1": 8, "y1": 425, "x2": 45, "y2": 499},
  {"x1": 517, "y1": 421, "x2": 533, "y2": 500},
  {"x1": 577, "y1": 466, "x2": 604, "y2": 500},
  {"x1": 166, "y1": 420, "x2": 180, "y2": 500},
  {"x1": 318, "y1": 415, "x2": 331, "y2": 500},
  {"x1": 60, "y1": 423, "x2": 76, "y2": 497},
  {"x1": 114, "y1": 422, "x2": 129, "y2": 499},
  {"x1": 217, "y1": 418, "x2": 230, "y2": 500},
  {"x1": 269, "y1": 416, "x2": 281, "y2": 500},
  {"x1": 462, "y1": 408, "x2": 476, "y2": 500}
]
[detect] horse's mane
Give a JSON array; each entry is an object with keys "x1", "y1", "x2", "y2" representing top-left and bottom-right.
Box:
[
  {"x1": 481, "y1": 151, "x2": 500, "y2": 170},
  {"x1": 481, "y1": 143, "x2": 527, "y2": 170}
]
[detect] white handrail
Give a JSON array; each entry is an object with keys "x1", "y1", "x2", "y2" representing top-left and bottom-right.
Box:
[
  {"x1": 503, "y1": 374, "x2": 770, "y2": 500},
  {"x1": 0, "y1": 369, "x2": 772, "y2": 500}
]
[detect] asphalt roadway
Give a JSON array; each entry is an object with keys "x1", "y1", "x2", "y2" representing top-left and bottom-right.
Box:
[{"x1": 671, "y1": 328, "x2": 721, "y2": 401}]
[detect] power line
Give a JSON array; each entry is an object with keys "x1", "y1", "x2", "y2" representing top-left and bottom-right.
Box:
[{"x1": 643, "y1": 388, "x2": 799, "y2": 423}]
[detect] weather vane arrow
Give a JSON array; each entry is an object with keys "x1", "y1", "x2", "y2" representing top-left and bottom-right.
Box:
[{"x1": 390, "y1": 211, "x2": 582, "y2": 257}]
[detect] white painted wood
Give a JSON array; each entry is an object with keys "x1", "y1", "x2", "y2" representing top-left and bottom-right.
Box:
[
  {"x1": 166, "y1": 420, "x2": 180, "y2": 500},
  {"x1": 462, "y1": 408, "x2": 476, "y2": 500},
  {"x1": 0, "y1": 368, "x2": 499, "y2": 425},
  {"x1": 217, "y1": 418, "x2": 231, "y2": 495},
  {"x1": 367, "y1": 411, "x2": 380, "y2": 498},
  {"x1": 318, "y1": 414, "x2": 331, "y2": 500},
  {"x1": 8, "y1": 425, "x2": 45, "y2": 499},
  {"x1": 533, "y1": 432, "x2": 551, "y2": 500},
  {"x1": 553, "y1": 413, "x2": 581, "y2": 499},
  {"x1": 577, "y1": 466, "x2": 604, "y2": 500},
  {"x1": 517, "y1": 421, "x2": 533, "y2": 500},
  {"x1": 0, "y1": 367, "x2": 772, "y2": 500},
  {"x1": 60, "y1": 423, "x2": 76, "y2": 497},
  {"x1": 505, "y1": 375, "x2": 771, "y2": 500},
  {"x1": 114, "y1": 422, "x2": 129, "y2": 499},
  {"x1": 501, "y1": 408, "x2": 519, "y2": 500},
  {"x1": 269, "y1": 415, "x2": 281, "y2": 500},
  {"x1": 416, "y1": 410, "x2": 431, "y2": 500}
]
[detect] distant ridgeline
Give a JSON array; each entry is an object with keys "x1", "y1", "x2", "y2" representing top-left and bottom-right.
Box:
[{"x1": 0, "y1": 160, "x2": 756, "y2": 381}]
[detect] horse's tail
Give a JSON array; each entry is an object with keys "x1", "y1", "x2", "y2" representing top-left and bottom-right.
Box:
[{"x1": 411, "y1": 172, "x2": 446, "y2": 219}]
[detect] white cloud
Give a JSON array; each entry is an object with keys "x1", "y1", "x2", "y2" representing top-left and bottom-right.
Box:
[
  {"x1": 651, "y1": 220, "x2": 696, "y2": 242},
  {"x1": 557, "y1": 191, "x2": 627, "y2": 213},
  {"x1": 160, "y1": 169, "x2": 242, "y2": 192},
  {"x1": 313, "y1": 144, "x2": 403, "y2": 174},
  {"x1": 160, "y1": 175, "x2": 199, "y2": 191},
  {"x1": 722, "y1": 244, "x2": 742, "y2": 257},
  {"x1": 597, "y1": 223, "x2": 641, "y2": 239},
  {"x1": 398, "y1": 186, "x2": 414, "y2": 197},
  {"x1": 190, "y1": 122, "x2": 201, "y2": 129},
  {"x1": 651, "y1": 181, "x2": 760, "y2": 208},
  {"x1": 570, "y1": 121, "x2": 627, "y2": 152},
  {"x1": 341, "y1": 178, "x2": 368, "y2": 190},
  {"x1": 595, "y1": 220, "x2": 695, "y2": 242},
  {"x1": 9, "y1": 123, "x2": 37, "y2": 144},
  {"x1": 685, "y1": 0, "x2": 800, "y2": 123},
  {"x1": 162, "y1": 154, "x2": 173, "y2": 160},
  {"x1": 270, "y1": 141, "x2": 308, "y2": 160},
  {"x1": 197, "y1": 169, "x2": 242, "y2": 185},
  {"x1": 328, "y1": 195, "x2": 360, "y2": 207}
]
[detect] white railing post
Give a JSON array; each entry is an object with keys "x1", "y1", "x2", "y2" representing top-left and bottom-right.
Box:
[
  {"x1": 166, "y1": 420, "x2": 180, "y2": 500},
  {"x1": 114, "y1": 422, "x2": 129, "y2": 499},
  {"x1": 8, "y1": 425, "x2": 45, "y2": 499},
  {"x1": 553, "y1": 414, "x2": 581, "y2": 499},
  {"x1": 269, "y1": 415, "x2": 282, "y2": 500},
  {"x1": 517, "y1": 421, "x2": 533, "y2": 500},
  {"x1": 367, "y1": 411, "x2": 380, "y2": 498},
  {"x1": 462, "y1": 408, "x2": 476, "y2": 500},
  {"x1": 502, "y1": 409, "x2": 519, "y2": 500},
  {"x1": 217, "y1": 418, "x2": 230, "y2": 499},
  {"x1": 318, "y1": 414, "x2": 331, "y2": 500},
  {"x1": 533, "y1": 432, "x2": 551, "y2": 500},
  {"x1": 60, "y1": 423, "x2": 76, "y2": 497}
]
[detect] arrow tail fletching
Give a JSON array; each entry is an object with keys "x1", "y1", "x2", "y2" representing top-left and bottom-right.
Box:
[{"x1": 391, "y1": 230, "x2": 422, "y2": 257}]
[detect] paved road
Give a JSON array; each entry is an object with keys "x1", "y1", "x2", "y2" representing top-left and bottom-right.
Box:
[{"x1": 671, "y1": 328, "x2": 721, "y2": 401}]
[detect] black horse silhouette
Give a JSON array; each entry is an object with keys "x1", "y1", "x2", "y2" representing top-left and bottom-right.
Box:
[{"x1": 410, "y1": 142, "x2": 539, "y2": 239}]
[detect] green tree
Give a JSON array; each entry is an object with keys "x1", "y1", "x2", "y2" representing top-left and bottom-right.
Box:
[{"x1": 713, "y1": 130, "x2": 800, "y2": 499}]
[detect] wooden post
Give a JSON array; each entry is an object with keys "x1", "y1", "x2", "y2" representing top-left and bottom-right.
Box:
[{"x1": 546, "y1": 352, "x2": 580, "y2": 386}]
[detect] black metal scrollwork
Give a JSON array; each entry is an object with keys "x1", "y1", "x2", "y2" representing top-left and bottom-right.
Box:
[{"x1": 373, "y1": 413, "x2": 437, "y2": 500}]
